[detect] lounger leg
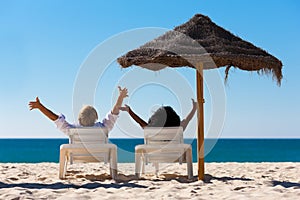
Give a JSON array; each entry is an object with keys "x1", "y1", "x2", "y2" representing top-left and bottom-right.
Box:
[
  {"x1": 110, "y1": 148, "x2": 118, "y2": 180},
  {"x1": 59, "y1": 149, "x2": 67, "y2": 179},
  {"x1": 186, "y1": 147, "x2": 193, "y2": 179},
  {"x1": 154, "y1": 162, "x2": 159, "y2": 176},
  {"x1": 141, "y1": 156, "x2": 145, "y2": 174},
  {"x1": 70, "y1": 153, "x2": 73, "y2": 165},
  {"x1": 135, "y1": 149, "x2": 143, "y2": 178}
]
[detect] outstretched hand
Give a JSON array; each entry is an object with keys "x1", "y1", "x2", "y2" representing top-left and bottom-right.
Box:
[
  {"x1": 28, "y1": 97, "x2": 58, "y2": 121},
  {"x1": 181, "y1": 98, "x2": 198, "y2": 131},
  {"x1": 29, "y1": 97, "x2": 41, "y2": 110},
  {"x1": 118, "y1": 86, "x2": 128, "y2": 99},
  {"x1": 191, "y1": 98, "x2": 197, "y2": 109},
  {"x1": 119, "y1": 104, "x2": 130, "y2": 112},
  {"x1": 111, "y1": 86, "x2": 129, "y2": 115}
]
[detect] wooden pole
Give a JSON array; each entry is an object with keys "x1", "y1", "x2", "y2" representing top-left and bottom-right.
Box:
[{"x1": 196, "y1": 63, "x2": 205, "y2": 180}]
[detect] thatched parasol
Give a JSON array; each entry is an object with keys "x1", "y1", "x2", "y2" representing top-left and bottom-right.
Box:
[
  {"x1": 117, "y1": 14, "x2": 283, "y2": 180},
  {"x1": 118, "y1": 14, "x2": 282, "y2": 84}
]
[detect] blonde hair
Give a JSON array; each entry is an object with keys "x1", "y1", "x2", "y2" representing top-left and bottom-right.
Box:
[{"x1": 78, "y1": 105, "x2": 98, "y2": 126}]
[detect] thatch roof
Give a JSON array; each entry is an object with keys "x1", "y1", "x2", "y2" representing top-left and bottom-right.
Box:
[{"x1": 117, "y1": 14, "x2": 283, "y2": 85}]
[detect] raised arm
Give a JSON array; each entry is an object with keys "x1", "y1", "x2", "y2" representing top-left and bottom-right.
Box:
[
  {"x1": 120, "y1": 105, "x2": 148, "y2": 128},
  {"x1": 180, "y1": 98, "x2": 197, "y2": 131},
  {"x1": 29, "y1": 97, "x2": 58, "y2": 121},
  {"x1": 111, "y1": 86, "x2": 128, "y2": 115}
]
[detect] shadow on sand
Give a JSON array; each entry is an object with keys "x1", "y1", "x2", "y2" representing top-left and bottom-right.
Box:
[
  {"x1": 203, "y1": 174, "x2": 254, "y2": 183},
  {"x1": 79, "y1": 173, "x2": 255, "y2": 184},
  {"x1": 271, "y1": 180, "x2": 300, "y2": 189},
  {"x1": 0, "y1": 181, "x2": 147, "y2": 190},
  {"x1": 2, "y1": 172, "x2": 298, "y2": 190},
  {"x1": 0, "y1": 172, "x2": 148, "y2": 190}
]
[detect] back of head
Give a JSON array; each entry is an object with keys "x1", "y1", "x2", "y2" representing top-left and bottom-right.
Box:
[
  {"x1": 78, "y1": 105, "x2": 98, "y2": 127},
  {"x1": 148, "y1": 106, "x2": 180, "y2": 127}
]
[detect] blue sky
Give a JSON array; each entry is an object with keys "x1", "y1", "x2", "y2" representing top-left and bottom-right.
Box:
[{"x1": 0, "y1": 0, "x2": 299, "y2": 138}]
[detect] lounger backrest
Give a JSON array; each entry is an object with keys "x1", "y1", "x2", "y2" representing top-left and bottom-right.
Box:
[
  {"x1": 67, "y1": 128, "x2": 110, "y2": 163},
  {"x1": 69, "y1": 128, "x2": 109, "y2": 145},
  {"x1": 144, "y1": 127, "x2": 183, "y2": 145}
]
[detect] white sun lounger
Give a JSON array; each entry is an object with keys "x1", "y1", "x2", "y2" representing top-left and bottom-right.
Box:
[
  {"x1": 59, "y1": 128, "x2": 117, "y2": 179},
  {"x1": 135, "y1": 127, "x2": 193, "y2": 179}
]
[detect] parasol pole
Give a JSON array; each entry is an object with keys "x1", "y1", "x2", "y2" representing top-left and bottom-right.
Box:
[{"x1": 196, "y1": 63, "x2": 205, "y2": 180}]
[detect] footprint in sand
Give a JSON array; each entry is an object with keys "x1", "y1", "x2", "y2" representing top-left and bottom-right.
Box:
[
  {"x1": 191, "y1": 189, "x2": 199, "y2": 193},
  {"x1": 285, "y1": 166, "x2": 295, "y2": 170},
  {"x1": 37, "y1": 177, "x2": 47, "y2": 181},
  {"x1": 17, "y1": 172, "x2": 30, "y2": 178},
  {"x1": 7, "y1": 177, "x2": 19, "y2": 181}
]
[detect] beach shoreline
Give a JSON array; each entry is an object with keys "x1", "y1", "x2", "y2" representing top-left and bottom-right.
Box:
[{"x1": 0, "y1": 162, "x2": 299, "y2": 199}]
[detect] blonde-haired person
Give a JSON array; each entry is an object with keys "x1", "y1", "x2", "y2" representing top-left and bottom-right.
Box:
[{"x1": 29, "y1": 86, "x2": 128, "y2": 135}]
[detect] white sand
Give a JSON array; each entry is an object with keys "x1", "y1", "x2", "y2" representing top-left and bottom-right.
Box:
[{"x1": 0, "y1": 162, "x2": 299, "y2": 199}]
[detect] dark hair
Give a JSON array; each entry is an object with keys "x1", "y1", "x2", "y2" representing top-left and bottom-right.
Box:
[{"x1": 147, "y1": 106, "x2": 180, "y2": 127}]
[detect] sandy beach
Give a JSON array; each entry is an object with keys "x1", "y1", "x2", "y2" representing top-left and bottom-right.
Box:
[{"x1": 0, "y1": 162, "x2": 299, "y2": 199}]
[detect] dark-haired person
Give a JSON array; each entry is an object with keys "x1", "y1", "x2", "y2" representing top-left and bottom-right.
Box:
[{"x1": 120, "y1": 99, "x2": 197, "y2": 131}]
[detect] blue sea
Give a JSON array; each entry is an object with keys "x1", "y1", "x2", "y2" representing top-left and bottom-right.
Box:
[{"x1": 0, "y1": 139, "x2": 299, "y2": 163}]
